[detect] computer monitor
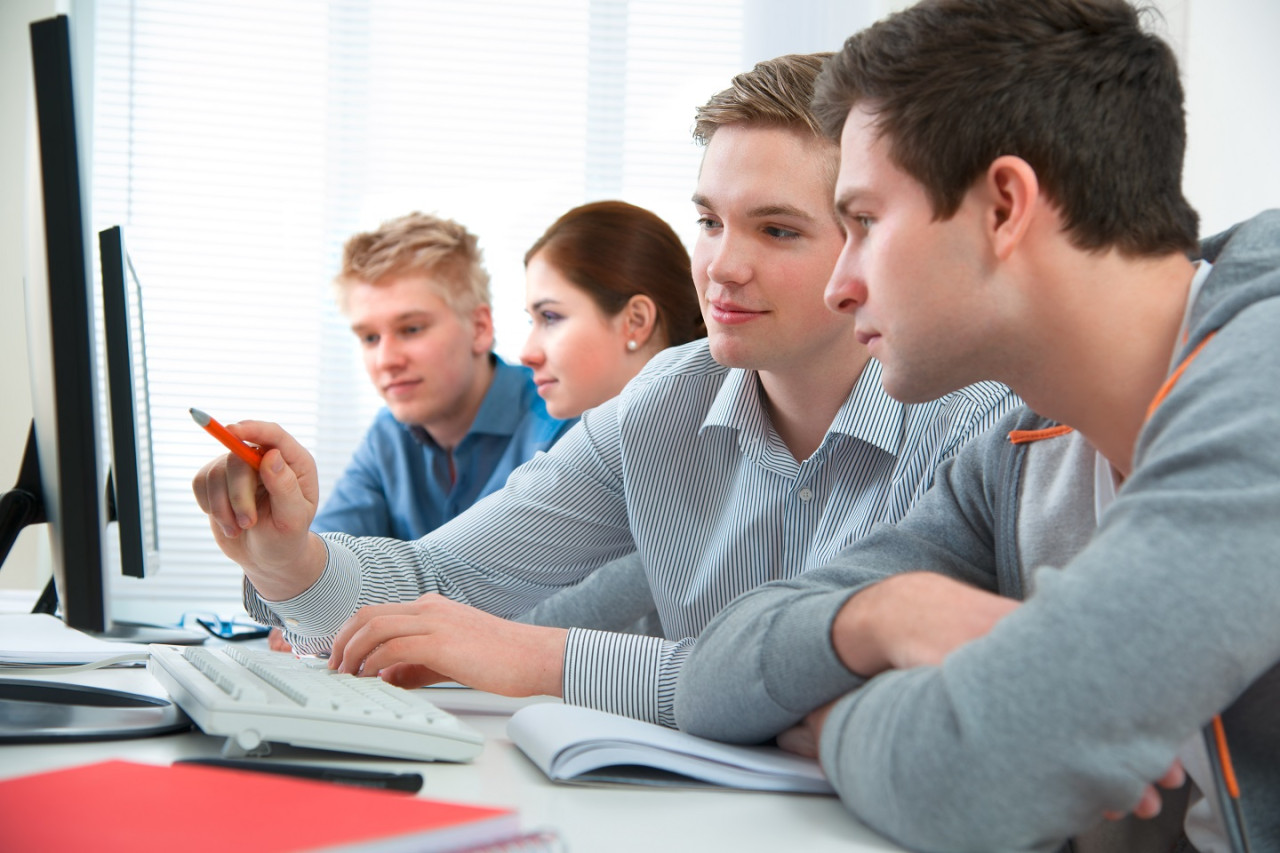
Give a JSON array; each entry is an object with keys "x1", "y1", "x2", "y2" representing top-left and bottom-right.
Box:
[
  {"x1": 5, "y1": 12, "x2": 110, "y2": 634},
  {"x1": 99, "y1": 225, "x2": 161, "y2": 581},
  {"x1": 1, "y1": 13, "x2": 200, "y2": 640},
  {"x1": 0, "y1": 15, "x2": 200, "y2": 644},
  {"x1": 0, "y1": 15, "x2": 190, "y2": 744}
]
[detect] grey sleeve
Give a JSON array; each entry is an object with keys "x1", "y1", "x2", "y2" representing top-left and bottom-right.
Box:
[
  {"x1": 516, "y1": 552, "x2": 662, "y2": 636},
  {"x1": 816, "y1": 302, "x2": 1280, "y2": 851},
  {"x1": 675, "y1": 421, "x2": 1012, "y2": 743}
]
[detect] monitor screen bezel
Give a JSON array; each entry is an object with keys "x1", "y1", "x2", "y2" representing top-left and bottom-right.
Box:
[
  {"x1": 99, "y1": 225, "x2": 161, "y2": 580},
  {"x1": 26, "y1": 13, "x2": 110, "y2": 633}
]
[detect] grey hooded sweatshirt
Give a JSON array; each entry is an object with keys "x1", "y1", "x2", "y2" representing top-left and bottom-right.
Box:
[{"x1": 674, "y1": 212, "x2": 1280, "y2": 853}]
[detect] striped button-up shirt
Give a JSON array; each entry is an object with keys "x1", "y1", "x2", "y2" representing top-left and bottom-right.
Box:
[{"x1": 250, "y1": 339, "x2": 1018, "y2": 727}]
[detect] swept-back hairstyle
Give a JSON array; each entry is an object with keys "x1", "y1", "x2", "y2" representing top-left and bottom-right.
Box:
[
  {"x1": 693, "y1": 52, "x2": 833, "y2": 146},
  {"x1": 525, "y1": 201, "x2": 704, "y2": 347},
  {"x1": 814, "y1": 0, "x2": 1198, "y2": 256},
  {"x1": 336, "y1": 211, "x2": 491, "y2": 314}
]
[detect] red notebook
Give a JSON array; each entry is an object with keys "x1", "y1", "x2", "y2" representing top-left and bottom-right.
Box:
[{"x1": 0, "y1": 760, "x2": 532, "y2": 852}]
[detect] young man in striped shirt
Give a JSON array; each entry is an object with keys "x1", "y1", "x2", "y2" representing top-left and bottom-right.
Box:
[{"x1": 192, "y1": 54, "x2": 1017, "y2": 728}]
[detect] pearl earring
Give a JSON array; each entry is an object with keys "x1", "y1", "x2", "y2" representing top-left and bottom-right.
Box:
[{"x1": 627, "y1": 340, "x2": 638, "y2": 352}]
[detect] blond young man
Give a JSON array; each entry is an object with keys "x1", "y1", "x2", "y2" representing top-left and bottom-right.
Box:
[
  {"x1": 312, "y1": 212, "x2": 570, "y2": 541},
  {"x1": 192, "y1": 55, "x2": 1016, "y2": 728}
]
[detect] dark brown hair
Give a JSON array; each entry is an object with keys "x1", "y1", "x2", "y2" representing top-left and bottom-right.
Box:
[
  {"x1": 525, "y1": 201, "x2": 704, "y2": 347},
  {"x1": 813, "y1": 0, "x2": 1198, "y2": 256}
]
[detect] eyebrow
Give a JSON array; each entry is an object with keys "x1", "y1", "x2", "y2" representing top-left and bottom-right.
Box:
[
  {"x1": 528, "y1": 298, "x2": 562, "y2": 312},
  {"x1": 691, "y1": 194, "x2": 815, "y2": 221},
  {"x1": 350, "y1": 309, "x2": 433, "y2": 334},
  {"x1": 834, "y1": 187, "x2": 871, "y2": 218}
]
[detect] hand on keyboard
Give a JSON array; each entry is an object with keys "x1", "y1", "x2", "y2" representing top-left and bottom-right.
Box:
[{"x1": 328, "y1": 594, "x2": 569, "y2": 698}]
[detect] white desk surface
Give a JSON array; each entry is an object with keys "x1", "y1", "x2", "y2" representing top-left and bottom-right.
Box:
[{"x1": 1, "y1": 665, "x2": 907, "y2": 853}]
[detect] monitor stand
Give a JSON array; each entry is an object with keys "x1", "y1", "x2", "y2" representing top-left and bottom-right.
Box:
[
  {"x1": 94, "y1": 620, "x2": 208, "y2": 646},
  {"x1": 0, "y1": 678, "x2": 190, "y2": 743},
  {"x1": 30, "y1": 577, "x2": 209, "y2": 646}
]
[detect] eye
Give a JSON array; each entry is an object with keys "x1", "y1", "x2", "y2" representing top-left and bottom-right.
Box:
[
  {"x1": 357, "y1": 332, "x2": 379, "y2": 347},
  {"x1": 400, "y1": 324, "x2": 425, "y2": 337},
  {"x1": 853, "y1": 214, "x2": 874, "y2": 232},
  {"x1": 764, "y1": 225, "x2": 800, "y2": 240},
  {"x1": 539, "y1": 311, "x2": 564, "y2": 326},
  {"x1": 696, "y1": 216, "x2": 722, "y2": 233}
]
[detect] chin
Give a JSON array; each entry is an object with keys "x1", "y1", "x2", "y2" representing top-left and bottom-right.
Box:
[
  {"x1": 706, "y1": 336, "x2": 756, "y2": 370},
  {"x1": 386, "y1": 402, "x2": 429, "y2": 426},
  {"x1": 880, "y1": 370, "x2": 961, "y2": 405}
]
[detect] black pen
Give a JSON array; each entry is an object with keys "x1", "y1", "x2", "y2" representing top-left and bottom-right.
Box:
[{"x1": 174, "y1": 757, "x2": 424, "y2": 793}]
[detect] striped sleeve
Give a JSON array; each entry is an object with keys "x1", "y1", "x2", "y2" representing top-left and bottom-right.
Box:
[{"x1": 562, "y1": 629, "x2": 695, "y2": 728}]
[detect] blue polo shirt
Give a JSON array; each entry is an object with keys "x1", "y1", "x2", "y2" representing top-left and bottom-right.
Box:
[{"x1": 312, "y1": 357, "x2": 573, "y2": 540}]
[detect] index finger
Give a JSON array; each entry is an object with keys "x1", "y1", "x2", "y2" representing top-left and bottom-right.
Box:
[{"x1": 330, "y1": 602, "x2": 420, "y2": 670}]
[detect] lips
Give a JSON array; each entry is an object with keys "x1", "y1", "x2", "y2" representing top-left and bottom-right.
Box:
[
  {"x1": 382, "y1": 378, "x2": 422, "y2": 396},
  {"x1": 707, "y1": 300, "x2": 767, "y2": 326}
]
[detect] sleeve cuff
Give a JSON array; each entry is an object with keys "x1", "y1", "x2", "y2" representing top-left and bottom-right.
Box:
[
  {"x1": 563, "y1": 628, "x2": 676, "y2": 726},
  {"x1": 760, "y1": 589, "x2": 866, "y2": 713},
  {"x1": 242, "y1": 537, "x2": 363, "y2": 647}
]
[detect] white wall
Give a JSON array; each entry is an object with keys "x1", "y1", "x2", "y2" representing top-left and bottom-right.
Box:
[
  {"x1": 1, "y1": 1, "x2": 1277, "y2": 595},
  {"x1": 0, "y1": 0, "x2": 60, "y2": 592},
  {"x1": 1179, "y1": 0, "x2": 1280, "y2": 234}
]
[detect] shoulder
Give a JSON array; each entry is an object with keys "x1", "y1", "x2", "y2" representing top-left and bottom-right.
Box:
[
  {"x1": 630, "y1": 338, "x2": 723, "y2": 384},
  {"x1": 603, "y1": 337, "x2": 732, "y2": 434},
  {"x1": 618, "y1": 338, "x2": 727, "y2": 404},
  {"x1": 1192, "y1": 210, "x2": 1280, "y2": 349}
]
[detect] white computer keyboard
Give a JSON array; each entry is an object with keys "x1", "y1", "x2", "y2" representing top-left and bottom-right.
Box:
[{"x1": 147, "y1": 644, "x2": 483, "y2": 762}]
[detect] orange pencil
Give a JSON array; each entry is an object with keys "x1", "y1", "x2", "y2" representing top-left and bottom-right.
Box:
[
  {"x1": 189, "y1": 408, "x2": 264, "y2": 470},
  {"x1": 1208, "y1": 714, "x2": 1253, "y2": 853}
]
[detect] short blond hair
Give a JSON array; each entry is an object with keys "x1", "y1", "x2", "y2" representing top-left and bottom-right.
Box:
[
  {"x1": 335, "y1": 212, "x2": 491, "y2": 314},
  {"x1": 692, "y1": 53, "x2": 833, "y2": 146}
]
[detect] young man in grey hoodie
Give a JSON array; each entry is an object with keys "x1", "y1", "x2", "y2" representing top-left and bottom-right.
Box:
[{"x1": 675, "y1": 2, "x2": 1280, "y2": 852}]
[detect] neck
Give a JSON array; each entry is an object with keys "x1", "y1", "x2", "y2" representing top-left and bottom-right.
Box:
[
  {"x1": 422, "y1": 354, "x2": 495, "y2": 451},
  {"x1": 1011, "y1": 249, "x2": 1198, "y2": 476},
  {"x1": 758, "y1": 347, "x2": 872, "y2": 462}
]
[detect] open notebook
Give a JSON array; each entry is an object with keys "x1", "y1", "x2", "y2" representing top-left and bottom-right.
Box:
[{"x1": 507, "y1": 703, "x2": 834, "y2": 794}]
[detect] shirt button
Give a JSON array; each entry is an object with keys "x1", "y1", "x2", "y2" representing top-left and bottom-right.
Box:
[{"x1": 798, "y1": 487, "x2": 813, "y2": 502}]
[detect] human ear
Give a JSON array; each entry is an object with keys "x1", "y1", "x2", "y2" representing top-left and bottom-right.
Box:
[
  {"x1": 622, "y1": 295, "x2": 659, "y2": 350},
  {"x1": 470, "y1": 303, "x2": 495, "y2": 355},
  {"x1": 985, "y1": 155, "x2": 1039, "y2": 261}
]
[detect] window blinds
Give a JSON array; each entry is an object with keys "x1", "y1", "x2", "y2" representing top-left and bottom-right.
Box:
[{"x1": 90, "y1": 0, "x2": 743, "y2": 622}]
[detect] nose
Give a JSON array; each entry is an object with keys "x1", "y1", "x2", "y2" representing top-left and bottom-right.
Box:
[
  {"x1": 520, "y1": 329, "x2": 544, "y2": 368},
  {"x1": 700, "y1": 227, "x2": 751, "y2": 288},
  {"x1": 374, "y1": 336, "x2": 406, "y2": 371},
  {"x1": 825, "y1": 242, "x2": 866, "y2": 315}
]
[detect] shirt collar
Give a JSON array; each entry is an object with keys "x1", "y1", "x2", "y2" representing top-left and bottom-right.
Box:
[
  {"x1": 699, "y1": 358, "x2": 903, "y2": 456},
  {"x1": 832, "y1": 358, "x2": 904, "y2": 456},
  {"x1": 406, "y1": 355, "x2": 526, "y2": 446}
]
